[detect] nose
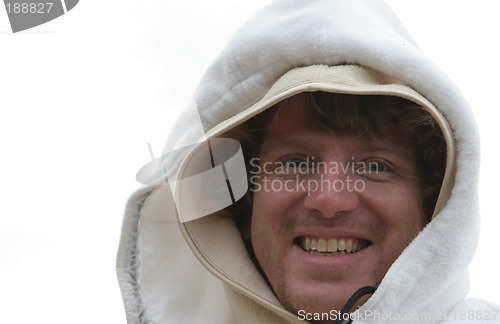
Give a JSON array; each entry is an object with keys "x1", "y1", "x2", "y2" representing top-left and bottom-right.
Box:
[{"x1": 303, "y1": 168, "x2": 360, "y2": 218}]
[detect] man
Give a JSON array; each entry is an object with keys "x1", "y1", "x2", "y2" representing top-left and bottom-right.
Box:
[
  {"x1": 231, "y1": 90, "x2": 445, "y2": 322},
  {"x1": 117, "y1": 1, "x2": 499, "y2": 323}
]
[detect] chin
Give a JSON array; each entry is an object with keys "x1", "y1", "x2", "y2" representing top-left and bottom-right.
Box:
[{"x1": 275, "y1": 275, "x2": 378, "y2": 319}]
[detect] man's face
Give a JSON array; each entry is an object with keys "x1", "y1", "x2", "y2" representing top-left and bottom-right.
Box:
[{"x1": 248, "y1": 94, "x2": 426, "y2": 319}]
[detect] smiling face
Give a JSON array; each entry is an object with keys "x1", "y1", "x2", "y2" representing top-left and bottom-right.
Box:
[{"x1": 247, "y1": 93, "x2": 427, "y2": 320}]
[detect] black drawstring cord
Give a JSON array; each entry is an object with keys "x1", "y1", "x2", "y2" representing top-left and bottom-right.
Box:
[{"x1": 333, "y1": 283, "x2": 379, "y2": 324}]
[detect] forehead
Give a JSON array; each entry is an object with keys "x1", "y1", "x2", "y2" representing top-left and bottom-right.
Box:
[{"x1": 260, "y1": 93, "x2": 416, "y2": 158}]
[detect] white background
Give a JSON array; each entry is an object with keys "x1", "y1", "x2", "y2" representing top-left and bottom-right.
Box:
[{"x1": 0, "y1": 1, "x2": 498, "y2": 322}]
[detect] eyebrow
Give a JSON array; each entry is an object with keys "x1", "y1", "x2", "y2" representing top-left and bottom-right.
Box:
[{"x1": 259, "y1": 135, "x2": 415, "y2": 161}]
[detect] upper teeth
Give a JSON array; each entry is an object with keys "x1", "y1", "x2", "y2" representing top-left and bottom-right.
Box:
[{"x1": 300, "y1": 237, "x2": 366, "y2": 256}]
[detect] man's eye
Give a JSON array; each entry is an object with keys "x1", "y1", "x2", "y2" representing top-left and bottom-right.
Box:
[
  {"x1": 367, "y1": 161, "x2": 387, "y2": 173},
  {"x1": 286, "y1": 158, "x2": 310, "y2": 168}
]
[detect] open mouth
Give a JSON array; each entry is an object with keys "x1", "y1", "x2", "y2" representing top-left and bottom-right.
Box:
[{"x1": 295, "y1": 237, "x2": 371, "y2": 256}]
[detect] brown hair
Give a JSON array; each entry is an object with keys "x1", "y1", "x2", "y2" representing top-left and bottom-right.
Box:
[{"x1": 220, "y1": 91, "x2": 446, "y2": 223}]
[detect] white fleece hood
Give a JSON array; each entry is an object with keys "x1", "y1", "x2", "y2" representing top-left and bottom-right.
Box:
[{"x1": 117, "y1": 1, "x2": 499, "y2": 323}]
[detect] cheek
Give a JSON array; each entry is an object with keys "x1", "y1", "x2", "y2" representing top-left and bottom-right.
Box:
[
  {"x1": 251, "y1": 178, "x2": 306, "y2": 225},
  {"x1": 361, "y1": 184, "x2": 426, "y2": 279},
  {"x1": 251, "y1": 186, "x2": 276, "y2": 230},
  {"x1": 249, "y1": 179, "x2": 306, "y2": 261},
  {"x1": 250, "y1": 187, "x2": 281, "y2": 247},
  {"x1": 364, "y1": 182, "x2": 425, "y2": 227},
  {"x1": 361, "y1": 183, "x2": 426, "y2": 253}
]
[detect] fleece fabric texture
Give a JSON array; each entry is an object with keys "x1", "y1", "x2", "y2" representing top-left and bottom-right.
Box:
[{"x1": 116, "y1": 0, "x2": 500, "y2": 323}]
